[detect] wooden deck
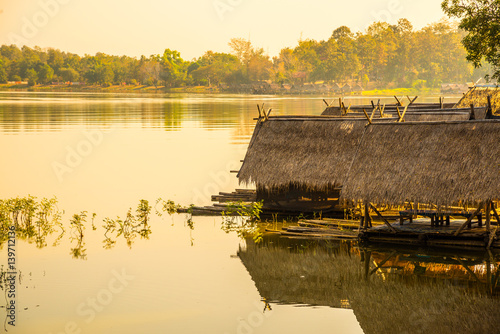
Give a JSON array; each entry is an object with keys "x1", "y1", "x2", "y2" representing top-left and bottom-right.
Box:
[{"x1": 361, "y1": 218, "x2": 499, "y2": 249}]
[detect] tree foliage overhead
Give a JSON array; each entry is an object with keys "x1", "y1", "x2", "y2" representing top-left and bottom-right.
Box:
[
  {"x1": 442, "y1": 0, "x2": 500, "y2": 80},
  {"x1": 0, "y1": 18, "x2": 491, "y2": 88}
]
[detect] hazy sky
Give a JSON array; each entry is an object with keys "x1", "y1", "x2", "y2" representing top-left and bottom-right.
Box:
[{"x1": 0, "y1": 0, "x2": 446, "y2": 60}]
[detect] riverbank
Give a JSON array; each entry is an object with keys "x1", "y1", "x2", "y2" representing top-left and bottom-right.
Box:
[{"x1": 0, "y1": 83, "x2": 443, "y2": 96}]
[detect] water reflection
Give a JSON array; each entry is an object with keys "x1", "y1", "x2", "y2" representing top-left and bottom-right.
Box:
[{"x1": 238, "y1": 235, "x2": 500, "y2": 334}]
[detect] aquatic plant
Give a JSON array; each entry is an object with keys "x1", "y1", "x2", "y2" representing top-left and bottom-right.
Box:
[
  {"x1": 0, "y1": 196, "x2": 62, "y2": 248},
  {"x1": 69, "y1": 211, "x2": 87, "y2": 260},
  {"x1": 221, "y1": 200, "x2": 264, "y2": 243},
  {"x1": 155, "y1": 198, "x2": 182, "y2": 216},
  {"x1": 101, "y1": 200, "x2": 153, "y2": 249}
]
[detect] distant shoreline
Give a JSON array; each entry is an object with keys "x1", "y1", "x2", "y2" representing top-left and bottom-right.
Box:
[{"x1": 0, "y1": 83, "x2": 447, "y2": 97}]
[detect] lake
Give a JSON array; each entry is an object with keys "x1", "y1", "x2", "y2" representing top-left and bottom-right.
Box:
[{"x1": 1, "y1": 91, "x2": 498, "y2": 334}]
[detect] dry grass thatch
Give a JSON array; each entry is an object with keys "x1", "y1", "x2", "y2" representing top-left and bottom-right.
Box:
[
  {"x1": 322, "y1": 103, "x2": 457, "y2": 116},
  {"x1": 341, "y1": 120, "x2": 500, "y2": 205},
  {"x1": 238, "y1": 117, "x2": 370, "y2": 192},
  {"x1": 457, "y1": 87, "x2": 500, "y2": 114}
]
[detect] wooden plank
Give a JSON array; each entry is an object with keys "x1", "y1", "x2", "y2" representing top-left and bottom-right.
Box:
[
  {"x1": 454, "y1": 203, "x2": 483, "y2": 236},
  {"x1": 370, "y1": 203, "x2": 397, "y2": 233}
]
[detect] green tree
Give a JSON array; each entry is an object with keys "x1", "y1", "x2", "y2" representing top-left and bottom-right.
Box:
[
  {"x1": 160, "y1": 49, "x2": 185, "y2": 87},
  {"x1": 0, "y1": 60, "x2": 7, "y2": 83},
  {"x1": 38, "y1": 63, "x2": 54, "y2": 84},
  {"x1": 442, "y1": 0, "x2": 500, "y2": 80},
  {"x1": 25, "y1": 68, "x2": 38, "y2": 86},
  {"x1": 190, "y1": 51, "x2": 240, "y2": 86},
  {"x1": 59, "y1": 68, "x2": 80, "y2": 82}
]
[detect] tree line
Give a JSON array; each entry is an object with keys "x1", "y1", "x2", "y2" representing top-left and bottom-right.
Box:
[{"x1": 0, "y1": 19, "x2": 493, "y2": 89}]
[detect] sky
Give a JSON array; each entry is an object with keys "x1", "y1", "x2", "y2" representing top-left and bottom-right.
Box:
[{"x1": 0, "y1": 0, "x2": 447, "y2": 61}]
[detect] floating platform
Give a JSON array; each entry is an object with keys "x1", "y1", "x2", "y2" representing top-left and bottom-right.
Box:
[{"x1": 360, "y1": 218, "x2": 500, "y2": 249}]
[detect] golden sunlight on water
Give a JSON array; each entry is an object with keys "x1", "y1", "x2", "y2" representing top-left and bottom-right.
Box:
[{"x1": 0, "y1": 92, "x2": 472, "y2": 333}]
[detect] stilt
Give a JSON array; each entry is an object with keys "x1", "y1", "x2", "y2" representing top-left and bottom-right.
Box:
[
  {"x1": 431, "y1": 215, "x2": 435, "y2": 227},
  {"x1": 446, "y1": 216, "x2": 450, "y2": 226},
  {"x1": 486, "y1": 201, "x2": 491, "y2": 232},
  {"x1": 364, "y1": 202, "x2": 371, "y2": 230},
  {"x1": 478, "y1": 213, "x2": 483, "y2": 228}
]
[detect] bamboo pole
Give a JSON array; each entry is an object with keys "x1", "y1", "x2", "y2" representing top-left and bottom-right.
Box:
[
  {"x1": 398, "y1": 105, "x2": 409, "y2": 122},
  {"x1": 454, "y1": 202, "x2": 483, "y2": 236},
  {"x1": 487, "y1": 95, "x2": 493, "y2": 119},
  {"x1": 323, "y1": 99, "x2": 330, "y2": 107},
  {"x1": 364, "y1": 201, "x2": 372, "y2": 229},
  {"x1": 470, "y1": 104, "x2": 476, "y2": 120},
  {"x1": 394, "y1": 96, "x2": 403, "y2": 106},
  {"x1": 486, "y1": 200, "x2": 491, "y2": 232},
  {"x1": 370, "y1": 203, "x2": 397, "y2": 233},
  {"x1": 362, "y1": 109, "x2": 372, "y2": 125}
]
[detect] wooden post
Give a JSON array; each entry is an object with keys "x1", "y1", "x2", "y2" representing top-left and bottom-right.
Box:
[
  {"x1": 362, "y1": 109, "x2": 372, "y2": 125},
  {"x1": 486, "y1": 200, "x2": 491, "y2": 232},
  {"x1": 455, "y1": 203, "x2": 483, "y2": 236},
  {"x1": 394, "y1": 96, "x2": 403, "y2": 106},
  {"x1": 431, "y1": 214, "x2": 435, "y2": 227},
  {"x1": 470, "y1": 104, "x2": 476, "y2": 120},
  {"x1": 400, "y1": 214, "x2": 404, "y2": 226},
  {"x1": 446, "y1": 216, "x2": 450, "y2": 226},
  {"x1": 323, "y1": 99, "x2": 330, "y2": 107},
  {"x1": 364, "y1": 202, "x2": 370, "y2": 229},
  {"x1": 492, "y1": 202, "x2": 500, "y2": 224},
  {"x1": 478, "y1": 212, "x2": 483, "y2": 228},
  {"x1": 398, "y1": 105, "x2": 409, "y2": 122},
  {"x1": 487, "y1": 95, "x2": 493, "y2": 119},
  {"x1": 440, "y1": 97, "x2": 444, "y2": 109}
]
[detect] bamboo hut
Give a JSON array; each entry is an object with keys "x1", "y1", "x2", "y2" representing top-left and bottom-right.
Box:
[
  {"x1": 341, "y1": 120, "x2": 500, "y2": 206},
  {"x1": 456, "y1": 86, "x2": 500, "y2": 115},
  {"x1": 237, "y1": 117, "x2": 377, "y2": 212}
]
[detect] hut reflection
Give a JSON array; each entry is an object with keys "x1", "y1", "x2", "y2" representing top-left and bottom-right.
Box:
[{"x1": 238, "y1": 235, "x2": 500, "y2": 334}]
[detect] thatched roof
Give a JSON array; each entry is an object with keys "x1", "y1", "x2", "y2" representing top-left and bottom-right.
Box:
[
  {"x1": 322, "y1": 104, "x2": 462, "y2": 116},
  {"x1": 457, "y1": 86, "x2": 500, "y2": 114},
  {"x1": 341, "y1": 120, "x2": 500, "y2": 205},
  {"x1": 238, "y1": 117, "x2": 372, "y2": 191}
]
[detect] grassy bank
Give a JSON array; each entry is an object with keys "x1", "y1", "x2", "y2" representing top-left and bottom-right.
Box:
[
  {"x1": 361, "y1": 87, "x2": 441, "y2": 96},
  {"x1": 0, "y1": 83, "x2": 443, "y2": 96}
]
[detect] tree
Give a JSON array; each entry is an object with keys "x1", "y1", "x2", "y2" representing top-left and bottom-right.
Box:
[
  {"x1": 25, "y1": 68, "x2": 38, "y2": 86},
  {"x1": 38, "y1": 63, "x2": 54, "y2": 84},
  {"x1": 160, "y1": 49, "x2": 185, "y2": 87},
  {"x1": 442, "y1": 0, "x2": 500, "y2": 80},
  {"x1": 59, "y1": 67, "x2": 80, "y2": 82},
  {"x1": 190, "y1": 51, "x2": 240, "y2": 86},
  {"x1": 0, "y1": 60, "x2": 7, "y2": 83}
]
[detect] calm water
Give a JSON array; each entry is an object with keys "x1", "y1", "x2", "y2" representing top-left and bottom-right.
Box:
[{"x1": 2, "y1": 91, "x2": 496, "y2": 334}]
